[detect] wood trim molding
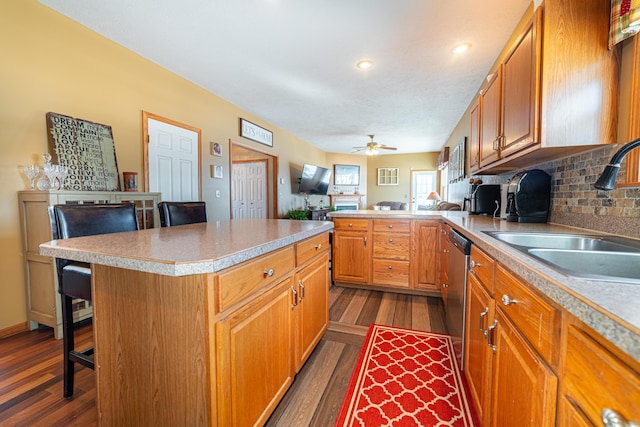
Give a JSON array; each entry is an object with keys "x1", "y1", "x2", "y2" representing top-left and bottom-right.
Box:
[
  {"x1": 0, "y1": 322, "x2": 28, "y2": 339},
  {"x1": 625, "y1": 36, "x2": 640, "y2": 185}
]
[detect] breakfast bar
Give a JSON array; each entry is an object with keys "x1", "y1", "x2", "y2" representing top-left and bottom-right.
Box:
[{"x1": 40, "y1": 219, "x2": 333, "y2": 426}]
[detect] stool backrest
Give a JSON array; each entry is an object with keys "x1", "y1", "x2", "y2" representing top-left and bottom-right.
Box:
[
  {"x1": 158, "y1": 201, "x2": 207, "y2": 227},
  {"x1": 51, "y1": 203, "x2": 140, "y2": 239}
]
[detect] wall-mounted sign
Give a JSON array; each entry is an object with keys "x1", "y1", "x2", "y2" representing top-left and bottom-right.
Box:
[
  {"x1": 46, "y1": 112, "x2": 121, "y2": 191},
  {"x1": 240, "y1": 118, "x2": 273, "y2": 147}
]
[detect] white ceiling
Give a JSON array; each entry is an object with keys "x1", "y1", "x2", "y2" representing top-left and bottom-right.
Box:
[{"x1": 39, "y1": 0, "x2": 531, "y2": 155}]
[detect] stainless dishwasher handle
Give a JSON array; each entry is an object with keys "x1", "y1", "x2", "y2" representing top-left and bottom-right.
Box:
[{"x1": 602, "y1": 408, "x2": 639, "y2": 427}]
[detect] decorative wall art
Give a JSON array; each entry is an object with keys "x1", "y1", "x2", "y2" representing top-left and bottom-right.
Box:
[
  {"x1": 334, "y1": 164, "x2": 360, "y2": 186},
  {"x1": 377, "y1": 168, "x2": 399, "y2": 186},
  {"x1": 213, "y1": 165, "x2": 223, "y2": 179},
  {"x1": 448, "y1": 137, "x2": 466, "y2": 184},
  {"x1": 46, "y1": 112, "x2": 121, "y2": 191},
  {"x1": 240, "y1": 118, "x2": 273, "y2": 147},
  {"x1": 211, "y1": 141, "x2": 222, "y2": 157}
]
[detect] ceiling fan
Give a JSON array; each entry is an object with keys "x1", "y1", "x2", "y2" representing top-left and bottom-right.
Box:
[{"x1": 352, "y1": 135, "x2": 398, "y2": 155}]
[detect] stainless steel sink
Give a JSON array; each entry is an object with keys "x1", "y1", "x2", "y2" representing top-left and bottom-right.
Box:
[
  {"x1": 527, "y1": 249, "x2": 640, "y2": 284},
  {"x1": 485, "y1": 232, "x2": 640, "y2": 252},
  {"x1": 483, "y1": 231, "x2": 640, "y2": 283}
]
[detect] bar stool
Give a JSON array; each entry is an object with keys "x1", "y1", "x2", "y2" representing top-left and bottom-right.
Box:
[
  {"x1": 157, "y1": 201, "x2": 207, "y2": 227},
  {"x1": 49, "y1": 203, "x2": 139, "y2": 398}
]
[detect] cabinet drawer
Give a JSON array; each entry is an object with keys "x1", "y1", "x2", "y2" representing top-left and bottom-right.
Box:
[
  {"x1": 295, "y1": 233, "x2": 329, "y2": 266},
  {"x1": 372, "y1": 259, "x2": 410, "y2": 287},
  {"x1": 469, "y1": 245, "x2": 495, "y2": 294},
  {"x1": 216, "y1": 246, "x2": 295, "y2": 313},
  {"x1": 372, "y1": 233, "x2": 410, "y2": 260},
  {"x1": 562, "y1": 325, "x2": 640, "y2": 426},
  {"x1": 372, "y1": 219, "x2": 411, "y2": 233},
  {"x1": 495, "y1": 265, "x2": 559, "y2": 364},
  {"x1": 333, "y1": 218, "x2": 369, "y2": 231}
]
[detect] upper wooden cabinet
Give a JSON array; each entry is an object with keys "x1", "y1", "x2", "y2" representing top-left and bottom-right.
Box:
[{"x1": 471, "y1": 0, "x2": 619, "y2": 174}]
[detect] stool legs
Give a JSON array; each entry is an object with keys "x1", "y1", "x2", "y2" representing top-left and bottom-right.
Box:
[{"x1": 60, "y1": 294, "x2": 95, "y2": 399}]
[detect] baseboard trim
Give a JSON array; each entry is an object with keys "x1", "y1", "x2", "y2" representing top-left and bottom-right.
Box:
[{"x1": 0, "y1": 322, "x2": 28, "y2": 339}]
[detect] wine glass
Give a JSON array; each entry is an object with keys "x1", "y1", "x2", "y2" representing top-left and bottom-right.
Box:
[
  {"x1": 57, "y1": 165, "x2": 68, "y2": 190},
  {"x1": 22, "y1": 165, "x2": 40, "y2": 190}
]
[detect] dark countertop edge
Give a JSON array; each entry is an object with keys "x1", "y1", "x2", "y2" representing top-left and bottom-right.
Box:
[
  {"x1": 39, "y1": 221, "x2": 334, "y2": 277},
  {"x1": 330, "y1": 210, "x2": 640, "y2": 363}
]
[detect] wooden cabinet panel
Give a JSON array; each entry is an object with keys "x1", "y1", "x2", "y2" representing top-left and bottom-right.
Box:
[
  {"x1": 216, "y1": 278, "x2": 294, "y2": 427},
  {"x1": 465, "y1": 273, "x2": 494, "y2": 426},
  {"x1": 372, "y1": 259, "x2": 410, "y2": 288},
  {"x1": 480, "y1": 67, "x2": 502, "y2": 167},
  {"x1": 411, "y1": 220, "x2": 439, "y2": 290},
  {"x1": 495, "y1": 265, "x2": 560, "y2": 365},
  {"x1": 559, "y1": 324, "x2": 640, "y2": 426},
  {"x1": 500, "y1": 14, "x2": 539, "y2": 158},
  {"x1": 332, "y1": 230, "x2": 370, "y2": 283},
  {"x1": 333, "y1": 218, "x2": 369, "y2": 231},
  {"x1": 372, "y1": 219, "x2": 411, "y2": 233},
  {"x1": 469, "y1": 245, "x2": 495, "y2": 295},
  {"x1": 294, "y1": 253, "x2": 329, "y2": 371},
  {"x1": 216, "y1": 246, "x2": 295, "y2": 313},
  {"x1": 295, "y1": 233, "x2": 329, "y2": 266},
  {"x1": 372, "y1": 233, "x2": 410, "y2": 260},
  {"x1": 469, "y1": 100, "x2": 481, "y2": 173},
  {"x1": 490, "y1": 309, "x2": 558, "y2": 427},
  {"x1": 439, "y1": 225, "x2": 450, "y2": 305}
]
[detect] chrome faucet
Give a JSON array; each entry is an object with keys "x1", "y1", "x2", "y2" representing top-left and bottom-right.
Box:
[{"x1": 594, "y1": 137, "x2": 640, "y2": 190}]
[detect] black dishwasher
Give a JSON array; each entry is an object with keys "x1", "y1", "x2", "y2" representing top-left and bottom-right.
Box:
[{"x1": 446, "y1": 229, "x2": 471, "y2": 371}]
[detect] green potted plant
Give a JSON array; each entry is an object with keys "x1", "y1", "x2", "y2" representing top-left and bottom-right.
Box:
[{"x1": 285, "y1": 209, "x2": 309, "y2": 220}]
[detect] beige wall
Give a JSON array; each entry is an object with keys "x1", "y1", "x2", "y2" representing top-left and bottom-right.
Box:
[
  {"x1": 0, "y1": 1, "x2": 327, "y2": 333},
  {"x1": 366, "y1": 153, "x2": 439, "y2": 208}
]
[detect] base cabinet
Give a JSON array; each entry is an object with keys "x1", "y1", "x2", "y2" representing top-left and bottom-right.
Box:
[
  {"x1": 216, "y1": 277, "x2": 295, "y2": 427},
  {"x1": 332, "y1": 219, "x2": 371, "y2": 284},
  {"x1": 411, "y1": 220, "x2": 440, "y2": 291}
]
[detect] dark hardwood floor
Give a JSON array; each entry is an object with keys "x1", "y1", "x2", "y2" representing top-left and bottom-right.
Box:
[{"x1": 0, "y1": 286, "x2": 447, "y2": 426}]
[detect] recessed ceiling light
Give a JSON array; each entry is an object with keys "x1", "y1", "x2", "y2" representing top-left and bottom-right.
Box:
[
  {"x1": 356, "y1": 59, "x2": 374, "y2": 70},
  {"x1": 451, "y1": 43, "x2": 471, "y2": 54}
]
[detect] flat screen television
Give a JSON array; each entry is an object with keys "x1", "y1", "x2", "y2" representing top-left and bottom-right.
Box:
[{"x1": 298, "y1": 163, "x2": 331, "y2": 195}]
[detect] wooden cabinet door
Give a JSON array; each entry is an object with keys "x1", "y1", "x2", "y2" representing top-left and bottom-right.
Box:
[
  {"x1": 411, "y1": 221, "x2": 439, "y2": 291},
  {"x1": 490, "y1": 309, "x2": 558, "y2": 427},
  {"x1": 439, "y1": 225, "x2": 450, "y2": 305},
  {"x1": 294, "y1": 253, "x2": 329, "y2": 372},
  {"x1": 216, "y1": 277, "x2": 295, "y2": 427},
  {"x1": 500, "y1": 14, "x2": 540, "y2": 159},
  {"x1": 480, "y1": 66, "x2": 502, "y2": 167},
  {"x1": 465, "y1": 273, "x2": 494, "y2": 426},
  {"x1": 469, "y1": 99, "x2": 481, "y2": 173},
  {"x1": 332, "y1": 230, "x2": 370, "y2": 283}
]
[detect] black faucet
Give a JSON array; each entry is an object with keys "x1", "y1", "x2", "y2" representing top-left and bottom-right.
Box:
[{"x1": 594, "y1": 137, "x2": 640, "y2": 190}]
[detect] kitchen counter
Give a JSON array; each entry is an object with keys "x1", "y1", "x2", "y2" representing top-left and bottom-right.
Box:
[
  {"x1": 329, "y1": 210, "x2": 640, "y2": 362},
  {"x1": 40, "y1": 218, "x2": 334, "y2": 276}
]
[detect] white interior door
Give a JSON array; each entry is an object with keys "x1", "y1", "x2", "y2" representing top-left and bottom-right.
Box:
[
  {"x1": 147, "y1": 118, "x2": 200, "y2": 201},
  {"x1": 232, "y1": 161, "x2": 267, "y2": 218}
]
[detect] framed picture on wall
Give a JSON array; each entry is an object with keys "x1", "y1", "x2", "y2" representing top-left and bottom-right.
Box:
[{"x1": 334, "y1": 164, "x2": 360, "y2": 185}]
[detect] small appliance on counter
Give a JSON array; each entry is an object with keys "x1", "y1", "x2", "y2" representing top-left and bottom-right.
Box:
[
  {"x1": 469, "y1": 184, "x2": 501, "y2": 216},
  {"x1": 505, "y1": 169, "x2": 551, "y2": 223}
]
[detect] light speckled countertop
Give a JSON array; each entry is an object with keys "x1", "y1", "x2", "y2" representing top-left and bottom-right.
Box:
[
  {"x1": 330, "y1": 209, "x2": 640, "y2": 363},
  {"x1": 40, "y1": 219, "x2": 333, "y2": 276}
]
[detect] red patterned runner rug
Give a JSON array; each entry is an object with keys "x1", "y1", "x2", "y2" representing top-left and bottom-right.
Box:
[{"x1": 335, "y1": 324, "x2": 477, "y2": 426}]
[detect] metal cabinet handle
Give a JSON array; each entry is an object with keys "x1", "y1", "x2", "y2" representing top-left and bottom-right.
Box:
[
  {"x1": 315, "y1": 243, "x2": 322, "y2": 250},
  {"x1": 291, "y1": 286, "x2": 298, "y2": 309},
  {"x1": 443, "y1": 249, "x2": 450, "y2": 253},
  {"x1": 487, "y1": 320, "x2": 498, "y2": 353},
  {"x1": 501, "y1": 294, "x2": 518, "y2": 306},
  {"x1": 348, "y1": 223, "x2": 353, "y2": 227},
  {"x1": 364, "y1": 236, "x2": 367, "y2": 248},
  {"x1": 388, "y1": 265, "x2": 393, "y2": 270},
  {"x1": 388, "y1": 238, "x2": 394, "y2": 243},
  {"x1": 470, "y1": 260, "x2": 481, "y2": 268},
  {"x1": 264, "y1": 268, "x2": 274, "y2": 277},
  {"x1": 299, "y1": 280, "x2": 305, "y2": 300},
  {"x1": 388, "y1": 224, "x2": 393, "y2": 228},
  {"x1": 479, "y1": 307, "x2": 489, "y2": 335},
  {"x1": 602, "y1": 408, "x2": 639, "y2": 427}
]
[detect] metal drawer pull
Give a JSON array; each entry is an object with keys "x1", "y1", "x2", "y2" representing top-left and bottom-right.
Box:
[
  {"x1": 315, "y1": 243, "x2": 322, "y2": 249},
  {"x1": 264, "y1": 268, "x2": 274, "y2": 277},
  {"x1": 388, "y1": 238, "x2": 394, "y2": 243},
  {"x1": 479, "y1": 307, "x2": 489, "y2": 335},
  {"x1": 501, "y1": 294, "x2": 518, "y2": 306},
  {"x1": 299, "y1": 281, "x2": 305, "y2": 300},
  {"x1": 487, "y1": 320, "x2": 498, "y2": 353},
  {"x1": 348, "y1": 223, "x2": 353, "y2": 227},
  {"x1": 388, "y1": 265, "x2": 393, "y2": 270},
  {"x1": 601, "y1": 408, "x2": 639, "y2": 427},
  {"x1": 291, "y1": 286, "x2": 298, "y2": 309},
  {"x1": 470, "y1": 260, "x2": 481, "y2": 268}
]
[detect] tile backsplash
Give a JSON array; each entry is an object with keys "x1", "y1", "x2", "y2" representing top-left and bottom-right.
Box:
[{"x1": 449, "y1": 145, "x2": 640, "y2": 238}]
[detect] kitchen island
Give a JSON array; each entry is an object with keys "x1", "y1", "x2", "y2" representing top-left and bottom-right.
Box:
[{"x1": 40, "y1": 219, "x2": 333, "y2": 427}]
